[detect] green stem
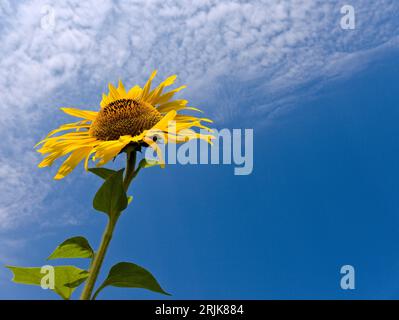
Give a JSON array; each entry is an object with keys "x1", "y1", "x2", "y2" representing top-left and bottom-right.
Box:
[
  {"x1": 124, "y1": 150, "x2": 137, "y2": 191},
  {"x1": 80, "y1": 215, "x2": 117, "y2": 300},
  {"x1": 80, "y1": 149, "x2": 137, "y2": 300}
]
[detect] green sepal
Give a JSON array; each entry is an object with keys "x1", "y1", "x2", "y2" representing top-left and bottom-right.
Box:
[
  {"x1": 89, "y1": 167, "x2": 117, "y2": 180},
  {"x1": 138, "y1": 159, "x2": 161, "y2": 169}
]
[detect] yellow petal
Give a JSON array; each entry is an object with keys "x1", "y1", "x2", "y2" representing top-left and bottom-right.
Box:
[
  {"x1": 126, "y1": 85, "x2": 142, "y2": 99},
  {"x1": 54, "y1": 147, "x2": 92, "y2": 180},
  {"x1": 38, "y1": 150, "x2": 64, "y2": 168},
  {"x1": 108, "y1": 83, "x2": 120, "y2": 102},
  {"x1": 162, "y1": 75, "x2": 177, "y2": 87},
  {"x1": 175, "y1": 115, "x2": 212, "y2": 123},
  {"x1": 100, "y1": 93, "x2": 110, "y2": 108},
  {"x1": 117, "y1": 79, "x2": 127, "y2": 96},
  {"x1": 46, "y1": 122, "x2": 90, "y2": 137},
  {"x1": 154, "y1": 85, "x2": 186, "y2": 105},
  {"x1": 61, "y1": 108, "x2": 98, "y2": 120},
  {"x1": 94, "y1": 139, "x2": 130, "y2": 166},
  {"x1": 147, "y1": 75, "x2": 178, "y2": 104},
  {"x1": 141, "y1": 70, "x2": 157, "y2": 100},
  {"x1": 152, "y1": 110, "x2": 177, "y2": 131}
]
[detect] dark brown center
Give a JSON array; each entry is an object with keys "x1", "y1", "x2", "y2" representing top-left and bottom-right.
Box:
[{"x1": 90, "y1": 99, "x2": 162, "y2": 141}]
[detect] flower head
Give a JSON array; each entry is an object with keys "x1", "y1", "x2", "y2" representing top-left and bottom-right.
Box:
[{"x1": 36, "y1": 71, "x2": 213, "y2": 179}]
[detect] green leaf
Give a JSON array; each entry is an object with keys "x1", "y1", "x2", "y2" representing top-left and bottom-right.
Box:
[
  {"x1": 6, "y1": 265, "x2": 89, "y2": 300},
  {"x1": 89, "y1": 167, "x2": 117, "y2": 180},
  {"x1": 93, "y1": 262, "x2": 170, "y2": 299},
  {"x1": 93, "y1": 169, "x2": 128, "y2": 217},
  {"x1": 47, "y1": 236, "x2": 94, "y2": 260},
  {"x1": 128, "y1": 196, "x2": 133, "y2": 204},
  {"x1": 138, "y1": 159, "x2": 161, "y2": 169}
]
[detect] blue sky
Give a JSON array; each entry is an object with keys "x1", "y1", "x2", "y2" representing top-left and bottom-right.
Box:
[{"x1": 1, "y1": 0, "x2": 399, "y2": 299}]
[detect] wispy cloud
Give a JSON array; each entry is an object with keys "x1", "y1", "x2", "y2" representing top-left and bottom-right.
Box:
[{"x1": 0, "y1": 0, "x2": 398, "y2": 229}]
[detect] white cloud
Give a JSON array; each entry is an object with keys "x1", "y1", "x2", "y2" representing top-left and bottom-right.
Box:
[{"x1": 0, "y1": 0, "x2": 398, "y2": 229}]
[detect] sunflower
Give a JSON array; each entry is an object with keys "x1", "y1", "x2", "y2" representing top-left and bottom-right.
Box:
[{"x1": 36, "y1": 71, "x2": 213, "y2": 179}]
